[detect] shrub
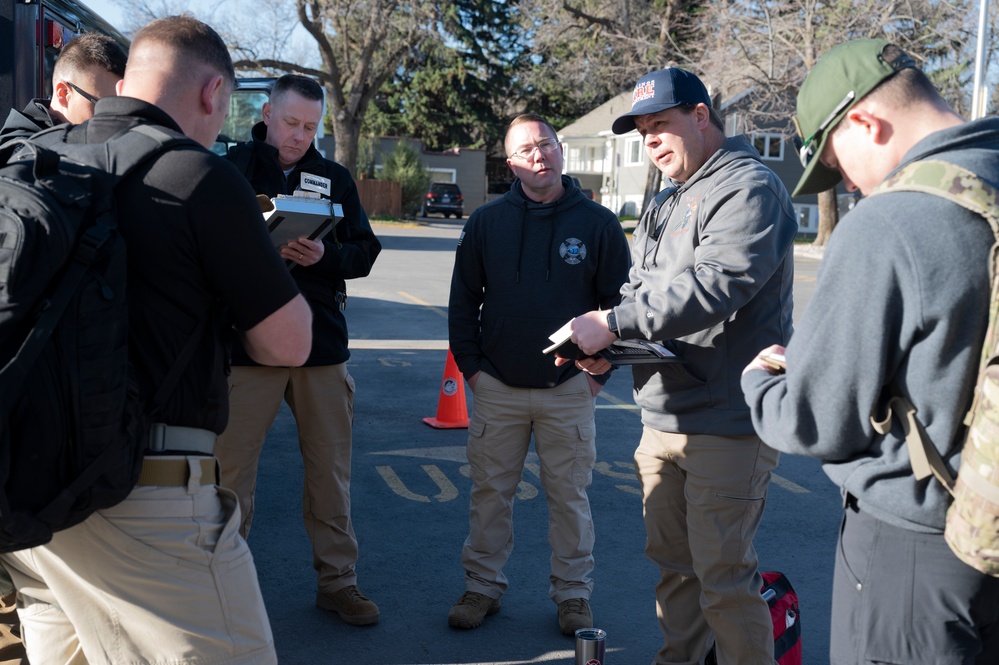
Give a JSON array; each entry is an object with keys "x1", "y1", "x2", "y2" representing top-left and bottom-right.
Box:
[{"x1": 381, "y1": 141, "x2": 430, "y2": 217}]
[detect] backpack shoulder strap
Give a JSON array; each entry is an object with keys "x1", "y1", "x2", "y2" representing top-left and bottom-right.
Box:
[
  {"x1": 871, "y1": 159, "x2": 999, "y2": 238},
  {"x1": 34, "y1": 123, "x2": 201, "y2": 181},
  {"x1": 868, "y1": 159, "x2": 999, "y2": 495},
  {"x1": 871, "y1": 394, "x2": 956, "y2": 493}
]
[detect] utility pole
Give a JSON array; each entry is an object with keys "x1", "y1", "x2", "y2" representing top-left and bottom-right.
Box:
[{"x1": 971, "y1": 0, "x2": 990, "y2": 120}]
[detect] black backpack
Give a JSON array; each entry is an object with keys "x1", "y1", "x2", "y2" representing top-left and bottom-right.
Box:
[{"x1": 0, "y1": 123, "x2": 201, "y2": 552}]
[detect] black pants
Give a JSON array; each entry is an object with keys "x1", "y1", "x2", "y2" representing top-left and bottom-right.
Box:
[{"x1": 831, "y1": 499, "x2": 999, "y2": 664}]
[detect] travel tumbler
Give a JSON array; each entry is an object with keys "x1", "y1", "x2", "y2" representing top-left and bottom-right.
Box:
[{"x1": 575, "y1": 628, "x2": 606, "y2": 665}]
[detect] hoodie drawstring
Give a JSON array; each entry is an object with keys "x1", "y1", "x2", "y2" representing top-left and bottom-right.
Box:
[{"x1": 515, "y1": 206, "x2": 526, "y2": 283}]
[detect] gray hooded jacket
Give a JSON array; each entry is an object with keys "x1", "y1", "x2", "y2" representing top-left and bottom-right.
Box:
[{"x1": 614, "y1": 134, "x2": 797, "y2": 435}]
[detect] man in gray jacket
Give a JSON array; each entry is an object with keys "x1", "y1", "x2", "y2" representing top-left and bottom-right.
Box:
[
  {"x1": 742, "y1": 39, "x2": 999, "y2": 664},
  {"x1": 572, "y1": 68, "x2": 796, "y2": 664}
]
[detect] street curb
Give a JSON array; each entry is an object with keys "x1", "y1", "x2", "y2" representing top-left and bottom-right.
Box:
[{"x1": 794, "y1": 243, "x2": 825, "y2": 260}]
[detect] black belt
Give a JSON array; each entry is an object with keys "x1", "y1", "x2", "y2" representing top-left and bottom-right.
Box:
[{"x1": 147, "y1": 423, "x2": 216, "y2": 455}]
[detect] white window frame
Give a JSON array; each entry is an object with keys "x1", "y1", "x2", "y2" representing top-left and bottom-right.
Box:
[
  {"x1": 427, "y1": 168, "x2": 457, "y2": 183},
  {"x1": 624, "y1": 137, "x2": 644, "y2": 167},
  {"x1": 793, "y1": 203, "x2": 817, "y2": 233},
  {"x1": 751, "y1": 132, "x2": 785, "y2": 161},
  {"x1": 566, "y1": 146, "x2": 583, "y2": 172}
]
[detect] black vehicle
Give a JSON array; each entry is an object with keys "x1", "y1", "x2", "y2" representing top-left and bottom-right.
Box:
[
  {"x1": 214, "y1": 77, "x2": 276, "y2": 154},
  {"x1": 421, "y1": 182, "x2": 463, "y2": 218}
]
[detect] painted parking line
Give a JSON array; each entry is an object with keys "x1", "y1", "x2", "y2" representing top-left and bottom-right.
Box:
[
  {"x1": 398, "y1": 290, "x2": 448, "y2": 318},
  {"x1": 369, "y1": 448, "x2": 809, "y2": 501},
  {"x1": 769, "y1": 473, "x2": 810, "y2": 494},
  {"x1": 596, "y1": 390, "x2": 640, "y2": 410}
]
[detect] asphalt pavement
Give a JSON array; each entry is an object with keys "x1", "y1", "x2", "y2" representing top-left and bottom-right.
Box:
[{"x1": 247, "y1": 218, "x2": 840, "y2": 665}]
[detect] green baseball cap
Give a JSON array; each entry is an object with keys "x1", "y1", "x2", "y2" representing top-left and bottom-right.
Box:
[{"x1": 792, "y1": 39, "x2": 917, "y2": 196}]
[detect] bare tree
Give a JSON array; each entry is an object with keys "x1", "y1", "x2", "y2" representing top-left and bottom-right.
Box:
[
  {"x1": 227, "y1": 0, "x2": 439, "y2": 176},
  {"x1": 113, "y1": 0, "x2": 233, "y2": 37},
  {"x1": 699, "y1": 0, "x2": 979, "y2": 245},
  {"x1": 517, "y1": 0, "x2": 711, "y2": 210}
]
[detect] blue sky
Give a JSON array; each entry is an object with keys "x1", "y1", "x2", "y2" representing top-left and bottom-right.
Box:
[{"x1": 83, "y1": 0, "x2": 125, "y2": 32}]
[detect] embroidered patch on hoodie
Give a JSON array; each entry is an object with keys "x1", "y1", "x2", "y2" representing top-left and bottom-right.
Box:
[
  {"x1": 671, "y1": 196, "x2": 699, "y2": 236},
  {"x1": 559, "y1": 238, "x2": 587, "y2": 264}
]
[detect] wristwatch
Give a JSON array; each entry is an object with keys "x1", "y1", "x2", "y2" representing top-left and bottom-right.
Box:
[{"x1": 606, "y1": 310, "x2": 620, "y2": 338}]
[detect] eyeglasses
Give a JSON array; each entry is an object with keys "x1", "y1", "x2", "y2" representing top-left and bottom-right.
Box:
[
  {"x1": 792, "y1": 90, "x2": 855, "y2": 167},
  {"x1": 509, "y1": 138, "x2": 560, "y2": 161},
  {"x1": 66, "y1": 81, "x2": 100, "y2": 105}
]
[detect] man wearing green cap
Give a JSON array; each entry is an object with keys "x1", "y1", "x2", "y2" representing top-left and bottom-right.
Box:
[
  {"x1": 570, "y1": 66, "x2": 797, "y2": 665},
  {"x1": 743, "y1": 38, "x2": 999, "y2": 663}
]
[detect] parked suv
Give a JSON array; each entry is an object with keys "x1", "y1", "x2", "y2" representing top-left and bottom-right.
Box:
[{"x1": 421, "y1": 182, "x2": 464, "y2": 218}]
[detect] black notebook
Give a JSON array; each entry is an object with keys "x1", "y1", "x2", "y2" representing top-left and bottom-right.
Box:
[{"x1": 542, "y1": 319, "x2": 683, "y2": 366}]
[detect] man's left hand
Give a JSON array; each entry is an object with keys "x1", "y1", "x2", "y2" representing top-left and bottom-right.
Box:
[
  {"x1": 743, "y1": 344, "x2": 787, "y2": 375},
  {"x1": 282, "y1": 237, "x2": 325, "y2": 267},
  {"x1": 554, "y1": 354, "x2": 613, "y2": 378}
]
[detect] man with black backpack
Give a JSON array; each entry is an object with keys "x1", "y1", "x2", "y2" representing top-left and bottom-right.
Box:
[
  {"x1": 0, "y1": 30, "x2": 128, "y2": 665},
  {"x1": 0, "y1": 15, "x2": 311, "y2": 664},
  {"x1": 742, "y1": 39, "x2": 999, "y2": 664}
]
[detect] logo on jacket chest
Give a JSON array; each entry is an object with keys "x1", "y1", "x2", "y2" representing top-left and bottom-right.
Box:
[
  {"x1": 670, "y1": 195, "x2": 699, "y2": 236},
  {"x1": 559, "y1": 238, "x2": 587, "y2": 265}
]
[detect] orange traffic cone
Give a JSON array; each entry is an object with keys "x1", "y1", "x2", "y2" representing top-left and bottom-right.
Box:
[{"x1": 423, "y1": 349, "x2": 470, "y2": 429}]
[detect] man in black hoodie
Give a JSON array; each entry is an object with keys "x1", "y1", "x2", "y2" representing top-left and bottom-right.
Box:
[
  {"x1": 447, "y1": 114, "x2": 631, "y2": 635},
  {"x1": 213, "y1": 74, "x2": 382, "y2": 626}
]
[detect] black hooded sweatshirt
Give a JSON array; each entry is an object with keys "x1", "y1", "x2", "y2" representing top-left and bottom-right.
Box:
[
  {"x1": 226, "y1": 121, "x2": 381, "y2": 366},
  {"x1": 449, "y1": 175, "x2": 631, "y2": 388}
]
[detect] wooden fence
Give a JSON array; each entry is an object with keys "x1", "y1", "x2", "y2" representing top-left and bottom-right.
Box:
[{"x1": 356, "y1": 179, "x2": 402, "y2": 219}]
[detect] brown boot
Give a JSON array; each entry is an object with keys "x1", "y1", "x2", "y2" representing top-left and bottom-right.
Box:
[
  {"x1": 447, "y1": 591, "x2": 501, "y2": 629},
  {"x1": 558, "y1": 597, "x2": 593, "y2": 636},
  {"x1": 316, "y1": 585, "x2": 379, "y2": 626}
]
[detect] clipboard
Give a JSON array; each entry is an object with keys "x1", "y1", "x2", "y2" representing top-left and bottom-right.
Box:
[
  {"x1": 597, "y1": 339, "x2": 683, "y2": 366},
  {"x1": 542, "y1": 319, "x2": 683, "y2": 366},
  {"x1": 259, "y1": 193, "x2": 343, "y2": 249}
]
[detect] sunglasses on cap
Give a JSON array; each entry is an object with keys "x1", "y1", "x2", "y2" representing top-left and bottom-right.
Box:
[{"x1": 792, "y1": 90, "x2": 855, "y2": 168}]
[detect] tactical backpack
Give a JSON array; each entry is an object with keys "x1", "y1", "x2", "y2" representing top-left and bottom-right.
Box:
[
  {"x1": 0, "y1": 123, "x2": 200, "y2": 552},
  {"x1": 869, "y1": 159, "x2": 999, "y2": 576}
]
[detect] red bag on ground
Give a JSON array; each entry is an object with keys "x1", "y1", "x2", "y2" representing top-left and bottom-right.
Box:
[{"x1": 761, "y1": 571, "x2": 802, "y2": 665}]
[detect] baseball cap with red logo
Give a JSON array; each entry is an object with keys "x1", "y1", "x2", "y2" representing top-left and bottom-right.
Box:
[{"x1": 611, "y1": 67, "x2": 712, "y2": 135}]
